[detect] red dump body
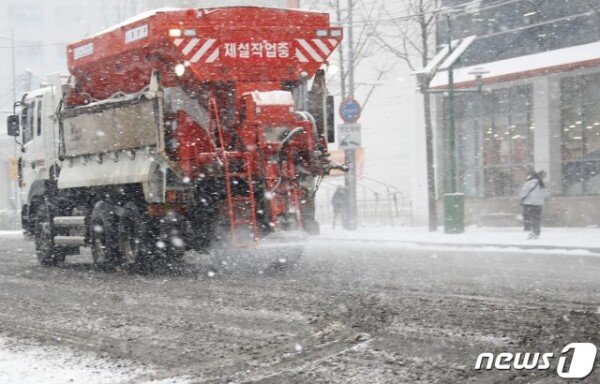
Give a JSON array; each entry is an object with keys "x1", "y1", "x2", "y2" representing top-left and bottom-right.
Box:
[
  {"x1": 63, "y1": 7, "x2": 343, "y2": 242},
  {"x1": 67, "y1": 7, "x2": 342, "y2": 103}
]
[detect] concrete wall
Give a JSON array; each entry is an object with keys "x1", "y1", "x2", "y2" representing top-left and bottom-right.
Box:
[
  {"x1": 459, "y1": 195, "x2": 600, "y2": 228},
  {"x1": 358, "y1": 63, "x2": 424, "y2": 222}
]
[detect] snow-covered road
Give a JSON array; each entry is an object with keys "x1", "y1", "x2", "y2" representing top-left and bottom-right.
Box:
[{"x1": 0, "y1": 234, "x2": 598, "y2": 383}]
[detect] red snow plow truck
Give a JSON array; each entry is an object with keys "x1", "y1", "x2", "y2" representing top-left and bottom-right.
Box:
[{"x1": 6, "y1": 7, "x2": 344, "y2": 269}]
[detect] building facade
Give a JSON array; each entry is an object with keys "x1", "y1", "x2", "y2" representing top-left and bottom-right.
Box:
[{"x1": 432, "y1": 0, "x2": 600, "y2": 226}]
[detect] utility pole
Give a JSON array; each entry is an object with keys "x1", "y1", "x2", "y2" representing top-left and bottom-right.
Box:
[
  {"x1": 348, "y1": 0, "x2": 354, "y2": 96},
  {"x1": 7, "y1": 29, "x2": 20, "y2": 222},
  {"x1": 446, "y1": 16, "x2": 457, "y2": 194},
  {"x1": 344, "y1": 0, "x2": 357, "y2": 230},
  {"x1": 335, "y1": 0, "x2": 346, "y2": 100},
  {"x1": 443, "y1": 14, "x2": 464, "y2": 234},
  {"x1": 11, "y1": 30, "x2": 16, "y2": 108}
]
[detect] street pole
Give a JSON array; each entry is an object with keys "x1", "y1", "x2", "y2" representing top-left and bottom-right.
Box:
[
  {"x1": 335, "y1": 0, "x2": 346, "y2": 101},
  {"x1": 9, "y1": 29, "x2": 20, "y2": 226},
  {"x1": 443, "y1": 15, "x2": 464, "y2": 234},
  {"x1": 344, "y1": 0, "x2": 357, "y2": 230},
  {"x1": 11, "y1": 30, "x2": 17, "y2": 208},
  {"x1": 11, "y1": 30, "x2": 16, "y2": 108},
  {"x1": 446, "y1": 16, "x2": 457, "y2": 194},
  {"x1": 348, "y1": 0, "x2": 354, "y2": 95}
]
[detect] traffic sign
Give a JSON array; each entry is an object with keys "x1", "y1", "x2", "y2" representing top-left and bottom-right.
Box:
[
  {"x1": 337, "y1": 123, "x2": 361, "y2": 149},
  {"x1": 339, "y1": 98, "x2": 361, "y2": 123}
]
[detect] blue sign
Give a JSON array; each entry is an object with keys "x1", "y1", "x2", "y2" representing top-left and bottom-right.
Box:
[{"x1": 339, "y1": 98, "x2": 362, "y2": 123}]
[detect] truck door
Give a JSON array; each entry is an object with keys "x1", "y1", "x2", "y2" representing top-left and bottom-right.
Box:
[
  {"x1": 19, "y1": 100, "x2": 34, "y2": 204},
  {"x1": 19, "y1": 97, "x2": 46, "y2": 205}
]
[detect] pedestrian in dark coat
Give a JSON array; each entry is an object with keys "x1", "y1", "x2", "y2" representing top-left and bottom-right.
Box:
[{"x1": 331, "y1": 186, "x2": 348, "y2": 229}]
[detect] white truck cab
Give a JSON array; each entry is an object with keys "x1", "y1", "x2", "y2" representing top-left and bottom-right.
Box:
[{"x1": 7, "y1": 74, "x2": 66, "y2": 233}]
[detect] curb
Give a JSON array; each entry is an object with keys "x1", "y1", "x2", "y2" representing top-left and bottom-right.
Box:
[{"x1": 316, "y1": 237, "x2": 600, "y2": 255}]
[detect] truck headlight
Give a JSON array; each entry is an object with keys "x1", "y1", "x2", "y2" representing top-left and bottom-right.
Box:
[{"x1": 169, "y1": 28, "x2": 182, "y2": 37}]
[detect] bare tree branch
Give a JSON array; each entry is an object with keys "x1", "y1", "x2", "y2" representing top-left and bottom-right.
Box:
[
  {"x1": 319, "y1": 0, "x2": 392, "y2": 99},
  {"x1": 361, "y1": 62, "x2": 395, "y2": 111}
]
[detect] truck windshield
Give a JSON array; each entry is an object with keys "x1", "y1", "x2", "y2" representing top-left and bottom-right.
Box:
[{"x1": 21, "y1": 103, "x2": 34, "y2": 144}]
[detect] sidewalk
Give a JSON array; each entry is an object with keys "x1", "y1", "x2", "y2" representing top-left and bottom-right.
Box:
[
  {"x1": 0, "y1": 230, "x2": 23, "y2": 236},
  {"x1": 318, "y1": 226, "x2": 600, "y2": 255}
]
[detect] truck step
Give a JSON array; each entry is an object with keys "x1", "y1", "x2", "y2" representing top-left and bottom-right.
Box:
[
  {"x1": 230, "y1": 172, "x2": 250, "y2": 178},
  {"x1": 232, "y1": 196, "x2": 252, "y2": 201},
  {"x1": 53, "y1": 216, "x2": 86, "y2": 228},
  {"x1": 54, "y1": 236, "x2": 86, "y2": 247},
  {"x1": 224, "y1": 151, "x2": 247, "y2": 159},
  {"x1": 233, "y1": 219, "x2": 255, "y2": 225}
]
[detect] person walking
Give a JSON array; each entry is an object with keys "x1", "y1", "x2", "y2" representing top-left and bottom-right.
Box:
[
  {"x1": 331, "y1": 186, "x2": 348, "y2": 230},
  {"x1": 519, "y1": 171, "x2": 549, "y2": 239}
]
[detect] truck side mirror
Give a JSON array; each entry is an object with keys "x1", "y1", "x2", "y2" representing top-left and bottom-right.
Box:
[
  {"x1": 326, "y1": 96, "x2": 335, "y2": 143},
  {"x1": 6, "y1": 114, "x2": 20, "y2": 137}
]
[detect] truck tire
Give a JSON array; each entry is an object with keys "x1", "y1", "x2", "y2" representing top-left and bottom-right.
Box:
[
  {"x1": 117, "y1": 202, "x2": 155, "y2": 271},
  {"x1": 159, "y1": 217, "x2": 186, "y2": 263},
  {"x1": 90, "y1": 202, "x2": 119, "y2": 268},
  {"x1": 34, "y1": 202, "x2": 65, "y2": 266}
]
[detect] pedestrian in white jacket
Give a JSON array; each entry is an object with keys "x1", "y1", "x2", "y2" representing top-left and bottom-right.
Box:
[{"x1": 519, "y1": 171, "x2": 549, "y2": 239}]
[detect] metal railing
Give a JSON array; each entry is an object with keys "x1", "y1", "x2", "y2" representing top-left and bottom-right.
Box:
[{"x1": 315, "y1": 177, "x2": 412, "y2": 227}]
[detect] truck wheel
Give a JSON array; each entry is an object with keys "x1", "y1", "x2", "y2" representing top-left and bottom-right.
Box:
[
  {"x1": 166, "y1": 245, "x2": 185, "y2": 262},
  {"x1": 160, "y1": 221, "x2": 186, "y2": 263},
  {"x1": 34, "y1": 203, "x2": 65, "y2": 266},
  {"x1": 118, "y1": 202, "x2": 155, "y2": 270},
  {"x1": 90, "y1": 202, "x2": 119, "y2": 268}
]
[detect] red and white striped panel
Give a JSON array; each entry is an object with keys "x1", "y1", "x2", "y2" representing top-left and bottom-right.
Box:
[
  {"x1": 295, "y1": 38, "x2": 340, "y2": 63},
  {"x1": 173, "y1": 38, "x2": 220, "y2": 63}
]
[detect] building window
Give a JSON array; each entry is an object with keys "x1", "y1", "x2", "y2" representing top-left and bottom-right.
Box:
[
  {"x1": 452, "y1": 85, "x2": 534, "y2": 197},
  {"x1": 561, "y1": 73, "x2": 600, "y2": 195}
]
